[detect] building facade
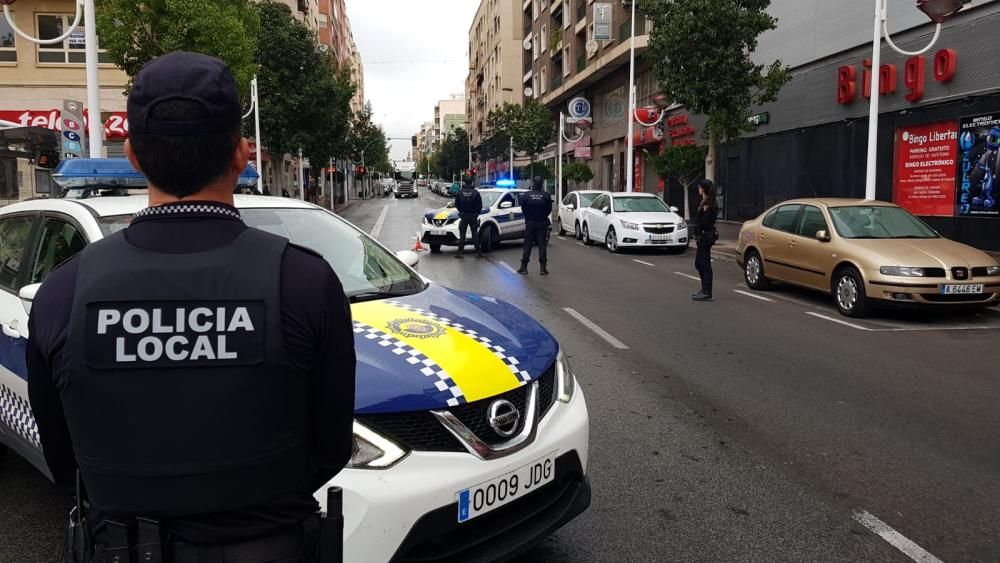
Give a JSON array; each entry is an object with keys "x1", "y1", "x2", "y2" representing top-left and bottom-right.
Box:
[
  {"x1": 466, "y1": 0, "x2": 527, "y2": 169},
  {"x1": 434, "y1": 95, "x2": 466, "y2": 144},
  {"x1": 713, "y1": 0, "x2": 1000, "y2": 250}
]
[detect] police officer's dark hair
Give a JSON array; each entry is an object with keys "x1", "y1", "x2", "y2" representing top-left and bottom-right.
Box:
[
  {"x1": 463, "y1": 176, "x2": 474, "y2": 188},
  {"x1": 698, "y1": 179, "x2": 717, "y2": 209},
  {"x1": 129, "y1": 100, "x2": 242, "y2": 198},
  {"x1": 532, "y1": 176, "x2": 543, "y2": 189}
]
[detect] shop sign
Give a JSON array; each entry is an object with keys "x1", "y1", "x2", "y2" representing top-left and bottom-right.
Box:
[
  {"x1": 593, "y1": 4, "x2": 613, "y2": 42},
  {"x1": 957, "y1": 112, "x2": 1000, "y2": 217},
  {"x1": 666, "y1": 114, "x2": 697, "y2": 147},
  {"x1": 893, "y1": 121, "x2": 958, "y2": 217},
  {"x1": 748, "y1": 112, "x2": 769, "y2": 126},
  {"x1": 575, "y1": 146, "x2": 592, "y2": 159},
  {"x1": 0, "y1": 109, "x2": 130, "y2": 140},
  {"x1": 568, "y1": 97, "x2": 592, "y2": 119},
  {"x1": 837, "y1": 49, "x2": 957, "y2": 105},
  {"x1": 61, "y1": 100, "x2": 87, "y2": 159}
]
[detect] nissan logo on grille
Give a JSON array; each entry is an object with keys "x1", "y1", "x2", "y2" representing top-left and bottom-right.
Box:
[
  {"x1": 953, "y1": 267, "x2": 969, "y2": 280},
  {"x1": 487, "y1": 399, "x2": 520, "y2": 438}
]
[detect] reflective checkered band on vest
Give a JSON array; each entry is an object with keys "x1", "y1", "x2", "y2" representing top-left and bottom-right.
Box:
[
  {"x1": 353, "y1": 322, "x2": 465, "y2": 407},
  {"x1": 134, "y1": 204, "x2": 242, "y2": 220},
  {"x1": 386, "y1": 302, "x2": 532, "y2": 385},
  {"x1": 0, "y1": 384, "x2": 40, "y2": 448}
]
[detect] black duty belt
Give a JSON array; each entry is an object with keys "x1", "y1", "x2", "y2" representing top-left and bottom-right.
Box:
[{"x1": 167, "y1": 517, "x2": 318, "y2": 563}]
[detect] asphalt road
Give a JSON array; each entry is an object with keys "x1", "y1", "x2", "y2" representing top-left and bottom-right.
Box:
[{"x1": 3, "y1": 191, "x2": 999, "y2": 562}]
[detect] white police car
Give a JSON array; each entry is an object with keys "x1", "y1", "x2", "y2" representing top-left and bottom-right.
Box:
[
  {"x1": 420, "y1": 188, "x2": 531, "y2": 254},
  {"x1": 0, "y1": 160, "x2": 590, "y2": 563}
]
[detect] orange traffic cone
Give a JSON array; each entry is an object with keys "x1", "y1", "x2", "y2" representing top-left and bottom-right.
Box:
[{"x1": 412, "y1": 231, "x2": 427, "y2": 252}]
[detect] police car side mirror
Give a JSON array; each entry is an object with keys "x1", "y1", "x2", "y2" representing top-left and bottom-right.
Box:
[
  {"x1": 395, "y1": 250, "x2": 420, "y2": 269},
  {"x1": 499, "y1": 201, "x2": 514, "y2": 209},
  {"x1": 19, "y1": 283, "x2": 41, "y2": 316}
]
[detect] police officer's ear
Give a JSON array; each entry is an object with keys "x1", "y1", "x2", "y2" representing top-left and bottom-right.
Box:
[
  {"x1": 230, "y1": 137, "x2": 252, "y2": 177},
  {"x1": 124, "y1": 138, "x2": 143, "y2": 176}
]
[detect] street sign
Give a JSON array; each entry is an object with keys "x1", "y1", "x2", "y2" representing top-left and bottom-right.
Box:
[
  {"x1": 593, "y1": 3, "x2": 613, "y2": 41},
  {"x1": 61, "y1": 100, "x2": 86, "y2": 160},
  {"x1": 748, "y1": 112, "x2": 770, "y2": 126},
  {"x1": 568, "y1": 97, "x2": 592, "y2": 119}
]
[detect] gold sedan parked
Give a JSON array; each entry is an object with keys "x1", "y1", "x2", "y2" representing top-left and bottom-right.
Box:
[{"x1": 736, "y1": 199, "x2": 1000, "y2": 317}]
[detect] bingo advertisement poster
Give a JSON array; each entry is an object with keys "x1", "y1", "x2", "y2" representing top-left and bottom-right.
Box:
[{"x1": 957, "y1": 113, "x2": 1000, "y2": 217}]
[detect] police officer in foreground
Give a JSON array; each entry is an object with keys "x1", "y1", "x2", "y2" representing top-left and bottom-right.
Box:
[
  {"x1": 517, "y1": 176, "x2": 553, "y2": 276},
  {"x1": 454, "y1": 176, "x2": 483, "y2": 259},
  {"x1": 27, "y1": 52, "x2": 356, "y2": 562}
]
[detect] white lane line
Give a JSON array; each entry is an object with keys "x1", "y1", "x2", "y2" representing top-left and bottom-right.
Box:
[
  {"x1": 563, "y1": 308, "x2": 629, "y2": 350},
  {"x1": 767, "y1": 292, "x2": 824, "y2": 309},
  {"x1": 733, "y1": 289, "x2": 775, "y2": 303},
  {"x1": 673, "y1": 271, "x2": 701, "y2": 282},
  {"x1": 577, "y1": 242, "x2": 588, "y2": 247},
  {"x1": 852, "y1": 510, "x2": 944, "y2": 563},
  {"x1": 369, "y1": 205, "x2": 390, "y2": 239},
  {"x1": 498, "y1": 261, "x2": 520, "y2": 275},
  {"x1": 633, "y1": 259, "x2": 656, "y2": 267},
  {"x1": 805, "y1": 311, "x2": 873, "y2": 331},
  {"x1": 557, "y1": 236, "x2": 568, "y2": 241}
]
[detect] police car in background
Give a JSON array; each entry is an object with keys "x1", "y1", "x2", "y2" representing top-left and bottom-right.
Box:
[
  {"x1": 0, "y1": 160, "x2": 591, "y2": 563},
  {"x1": 420, "y1": 183, "x2": 540, "y2": 254}
]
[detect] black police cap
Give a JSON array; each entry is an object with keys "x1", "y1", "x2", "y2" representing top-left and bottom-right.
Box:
[{"x1": 128, "y1": 52, "x2": 242, "y2": 137}]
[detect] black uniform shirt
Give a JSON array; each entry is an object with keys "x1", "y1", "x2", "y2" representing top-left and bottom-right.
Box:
[
  {"x1": 27, "y1": 201, "x2": 356, "y2": 544},
  {"x1": 521, "y1": 189, "x2": 553, "y2": 222},
  {"x1": 455, "y1": 188, "x2": 483, "y2": 214}
]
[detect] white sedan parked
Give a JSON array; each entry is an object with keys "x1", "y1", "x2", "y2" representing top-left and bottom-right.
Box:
[
  {"x1": 580, "y1": 192, "x2": 690, "y2": 253},
  {"x1": 557, "y1": 190, "x2": 608, "y2": 240}
]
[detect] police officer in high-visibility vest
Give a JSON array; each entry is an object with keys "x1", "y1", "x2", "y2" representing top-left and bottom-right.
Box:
[
  {"x1": 517, "y1": 176, "x2": 553, "y2": 276},
  {"x1": 454, "y1": 177, "x2": 483, "y2": 259},
  {"x1": 27, "y1": 52, "x2": 356, "y2": 562}
]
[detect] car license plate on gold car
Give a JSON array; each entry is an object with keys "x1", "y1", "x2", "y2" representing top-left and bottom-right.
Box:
[
  {"x1": 456, "y1": 453, "x2": 556, "y2": 523},
  {"x1": 941, "y1": 284, "x2": 983, "y2": 295}
]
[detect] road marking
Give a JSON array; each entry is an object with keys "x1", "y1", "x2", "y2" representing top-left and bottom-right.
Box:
[
  {"x1": 805, "y1": 312, "x2": 873, "y2": 331},
  {"x1": 673, "y1": 272, "x2": 701, "y2": 282},
  {"x1": 633, "y1": 260, "x2": 656, "y2": 267},
  {"x1": 498, "y1": 261, "x2": 520, "y2": 275},
  {"x1": 852, "y1": 510, "x2": 944, "y2": 563},
  {"x1": 767, "y1": 292, "x2": 824, "y2": 309},
  {"x1": 733, "y1": 290, "x2": 774, "y2": 303},
  {"x1": 563, "y1": 308, "x2": 629, "y2": 350},
  {"x1": 557, "y1": 236, "x2": 568, "y2": 241},
  {"x1": 370, "y1": 206, "x2": 389, "y2": 239}
]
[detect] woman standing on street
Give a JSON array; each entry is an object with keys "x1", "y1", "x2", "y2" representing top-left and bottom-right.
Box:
[{"x1": 692, "y1": 179, "x2": 719, "y2": 301}]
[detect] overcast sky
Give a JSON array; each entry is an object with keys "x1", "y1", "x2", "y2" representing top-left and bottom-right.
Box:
[{"x1": 346, "y1": 0, "x2": 477, "y2": 162}]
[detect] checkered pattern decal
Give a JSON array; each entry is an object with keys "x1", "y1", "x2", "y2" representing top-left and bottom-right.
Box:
[
  {"x1": 0, "y1": 383, "x2": 40, "y2": 449},
  {"x1": 387, "y1": 302, "x2": 533, "y2": 385},
  {"x1": 491, "y1": 215, "x2": 526, "y2": 238},
  {"x1": 353, "y1": 322, "x2": 465, "y2": 407}
]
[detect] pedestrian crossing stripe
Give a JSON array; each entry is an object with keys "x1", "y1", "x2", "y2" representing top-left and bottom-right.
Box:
[{"x1": 352, "y1": 301, "x2": 523, "y2": 402}]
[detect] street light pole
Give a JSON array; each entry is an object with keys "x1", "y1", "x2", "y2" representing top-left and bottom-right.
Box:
[
  {"x1": 298, "y1": 148, "x2": 305, "y2": 200},
  {"x1": 242, "y1": 76, "x2": 263, "y2": 193},
  {"x1": 4, "y1": 0, "x2": 103, "y2": 157},
  {"x1": 864, "y1": 0, "x2": 966, "y2": 200},
  {"x1": 625, "y1": 0, "x2": 637, "y2": 193},
  {"x1": 559, "y1": 112, "x2": 588, "y2": 207}
]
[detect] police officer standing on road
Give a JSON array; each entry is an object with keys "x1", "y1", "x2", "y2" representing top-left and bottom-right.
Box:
[
  {"x1": 692, "y1": 179, "x2": 719, "y2": 301},
  {"x1": 27, "y1": 52, "x2": 356, "y2": 563},
  {"x1": 454, "y1": 176, "x2": 483, "y2": 259},
  {"x1": 517, "y1": 176, "x2": 553, "y2": 276}
]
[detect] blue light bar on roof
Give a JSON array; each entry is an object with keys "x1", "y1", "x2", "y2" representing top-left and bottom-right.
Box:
[
  {"x1": 496, "y1": 179, "x2": 517, "y2": 188},
  {"x1": 51, "y1": 158, "x2": 260, "y2": 189}
]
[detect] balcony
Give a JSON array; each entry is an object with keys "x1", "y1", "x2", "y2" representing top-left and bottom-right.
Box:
[
  {"x1": 576, "y1": 55, "x2": 586, "y2": 73},
  {"x1": 619, "y1": 17, "x2": 649, "y2": 42}
]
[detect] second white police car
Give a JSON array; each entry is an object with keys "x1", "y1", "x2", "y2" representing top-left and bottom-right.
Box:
[
  {"x1": 420, "y1": 188, "x2": 536, "y2": 254},
  {"x1": 0, "y1": 160, "x2": 591, "y2": 563}
]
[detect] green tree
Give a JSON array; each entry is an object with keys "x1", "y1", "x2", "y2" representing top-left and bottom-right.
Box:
[
  {"x1": 641, "y1": 0, "x2": 791, "y2": 180},
  {"x1": 347, "y1": 102, "x2": 389, "y2": 176},
  {"x1": 562, "y1": 161, "x2": 594, "y2": 188},
  {"x1": 650, "y1": 145, "x2": 706, "y2": 220},
  {"x1": 486, "y1": 101, "x2": 554, "y2": 178},
  {"x1": 95, "y1": 0, "x2": 260, "y2": 95},
  {"x1": 437, "y1": 129, "x2": 471, "y2": 180}
]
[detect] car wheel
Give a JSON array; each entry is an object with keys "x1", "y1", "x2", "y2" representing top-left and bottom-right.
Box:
[
  {"x1": 582, "y1": 223, "x2": 594, "y2": 246},
  {"x1": 479, "y1": 225, "x2": 496, "y2": 254},
  {"x1": 558, "y1": 218, "x2": 567, "y2": 237},
  {"x1": 605, "y1": 227, "x2": 619, "y2": 253},
  {"x1": 574, "y1": 221, "x2": 582, "y2": 240},
  {"x1": 430, "y1": 244, "x2": 442, "y2": 253},
  {"x1": 833, "y1": 266, "x2": 870, "y2": 318},
  {"x1": 744, "y1": 250, "x2": 772, "y2": 290}
]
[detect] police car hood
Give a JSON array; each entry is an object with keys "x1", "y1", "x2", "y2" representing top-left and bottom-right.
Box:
[
  {"x1": 424, "y1": 206, "x2": 488, "y2": 222},
  {"x1": 351, "y1": 285, "x2": 557, "y2": 414}
]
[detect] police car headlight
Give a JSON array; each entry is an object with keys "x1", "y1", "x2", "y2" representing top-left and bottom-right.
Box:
[
  {"x1": 422, "y1": 216, "x2": 431, "y2": 225},
  {"x1": 555, "y1": 349, "x2": 576, "y2": 404},
  {"x1": 620, "y1": 221, "x2": 641, "y2": 231},
  {"x1": 347, "y1": 421, "x2": 408, "y2": 470}
]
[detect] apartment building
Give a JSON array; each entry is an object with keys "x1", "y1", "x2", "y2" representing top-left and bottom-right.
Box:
[
  {"x1": 525, "y1": 0, "x2": 659, "y2": 193},
  {"x1": 466, "y1": 0, "x2": 526, "y2": 163},
  {"x1": 433, "y1": 95, "x2": 466, "y2": 144}
]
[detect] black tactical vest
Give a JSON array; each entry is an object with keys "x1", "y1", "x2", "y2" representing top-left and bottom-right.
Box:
[
  {"x1": 456, "y1": 189, "x2": 478, "y2": 213},
  {"x1": 63, "y1": 228, "x2": 312, "y2": 516}
]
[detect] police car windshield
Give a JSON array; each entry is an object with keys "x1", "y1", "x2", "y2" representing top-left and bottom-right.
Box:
[
  {"x1": 98, "y1": 209, "x2": 426, "y2": 299},
  {"x1": 445, "y1": 191, "x2": 500, "y2": 209},
  {"x1": 613, "y1": 196, "x2": 669, "y2": 213}
]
